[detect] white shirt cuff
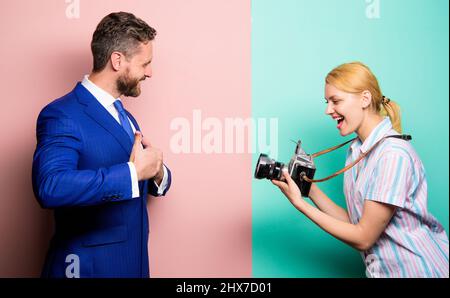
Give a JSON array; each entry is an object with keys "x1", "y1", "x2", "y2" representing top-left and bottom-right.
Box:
[
  {"x1": 154, "y1": 165, "x2": 169, "y2": 195},
  {"x1": 128, "y1": 162, "x2": 140, "y2": 198}
]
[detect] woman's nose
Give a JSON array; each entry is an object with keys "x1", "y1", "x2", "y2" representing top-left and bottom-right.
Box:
[{"x1": 325, "y1": 103, "x2": 334, "y2": 115}]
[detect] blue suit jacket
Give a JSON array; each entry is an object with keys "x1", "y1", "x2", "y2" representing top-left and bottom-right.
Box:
[{"x1": 32, "y1": 83, "x2": 171, "y2": 278}]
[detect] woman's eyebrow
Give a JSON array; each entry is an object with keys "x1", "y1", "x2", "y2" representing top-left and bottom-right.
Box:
[{"x1": 329, "y1": 96, "x2": 342, "y2": 100}]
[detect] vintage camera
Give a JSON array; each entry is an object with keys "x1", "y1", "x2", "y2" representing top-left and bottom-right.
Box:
[{"x1": 254, "y1": 140, "x2": 316, "y2": 197}]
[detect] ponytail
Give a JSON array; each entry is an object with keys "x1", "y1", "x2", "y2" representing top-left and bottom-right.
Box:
[{"x1": 380, "y1": 96, "x2": 402, "y2": 133}]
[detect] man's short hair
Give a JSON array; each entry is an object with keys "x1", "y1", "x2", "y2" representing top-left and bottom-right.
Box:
[{"x1": 91, "y1": 12, "x2": 157, "y2": 72}]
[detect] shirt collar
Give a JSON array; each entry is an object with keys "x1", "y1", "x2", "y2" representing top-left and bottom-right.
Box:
[
  {"x1": 359, "y1": 117, "x2": 393, "y2": 153},
  {"x1": 81, "y1": 75, "x2": 120, "y2": 109}
]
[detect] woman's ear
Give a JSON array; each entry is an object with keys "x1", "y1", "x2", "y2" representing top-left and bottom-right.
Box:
[{"x1": 361, "y1": 90, "x2": 372, "y2": 109}]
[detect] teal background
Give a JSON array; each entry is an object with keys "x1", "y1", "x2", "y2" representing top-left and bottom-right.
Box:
[{"x1": 252, "y1": 0, "x2": 449, "y2": 277}]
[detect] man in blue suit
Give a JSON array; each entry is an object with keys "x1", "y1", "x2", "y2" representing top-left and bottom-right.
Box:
[{"x1": 32, "y1": 12, "x2": 171, "y2": 278}]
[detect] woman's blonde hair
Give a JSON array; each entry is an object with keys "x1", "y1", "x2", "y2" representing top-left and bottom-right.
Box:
[{"x1": 325, "y1": 62, "x2": 402, "y2": 133}]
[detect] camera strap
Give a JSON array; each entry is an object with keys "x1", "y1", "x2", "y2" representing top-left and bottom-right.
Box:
[{"x1": 302, "y1": 134, "x2": 412, "y2": 183}]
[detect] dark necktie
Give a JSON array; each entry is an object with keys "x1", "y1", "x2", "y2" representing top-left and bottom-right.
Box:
[{"x1": 113, "y1": 100, "x2": 134, "y2": 142}]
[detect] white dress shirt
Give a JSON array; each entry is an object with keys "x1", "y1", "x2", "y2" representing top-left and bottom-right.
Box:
[{"x1": 81, "y1": 75, "x2": 168, "y2": 197}]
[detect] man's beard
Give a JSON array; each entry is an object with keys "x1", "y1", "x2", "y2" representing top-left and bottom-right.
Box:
[{"x1": 116, "y1": 71, "x2": 146, "y2": 97}]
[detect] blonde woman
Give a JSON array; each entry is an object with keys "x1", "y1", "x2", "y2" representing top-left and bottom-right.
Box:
[{"x1": 273, "y1": 62, "x2": 449, "y2": 278}]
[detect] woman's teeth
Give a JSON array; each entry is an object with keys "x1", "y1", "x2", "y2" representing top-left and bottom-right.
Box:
[{"x1": 336, "y1": 117, "x2": 344, "y2": 129}]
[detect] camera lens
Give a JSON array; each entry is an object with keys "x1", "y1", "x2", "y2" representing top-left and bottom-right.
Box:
[
  {"x1": 255, "y1": 154, "x2": 271, "y2": 179},
  {"x1": 255, "y1": 154, "x2": 284, "y2": 180}
]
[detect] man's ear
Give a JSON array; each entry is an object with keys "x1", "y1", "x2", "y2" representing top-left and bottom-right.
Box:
[
  {"x1": 110, "y1": 52, "x2": 123, "y2": 71},
  {"x1": 361, "y1": 90, "x2": 372, "y2": 109}
]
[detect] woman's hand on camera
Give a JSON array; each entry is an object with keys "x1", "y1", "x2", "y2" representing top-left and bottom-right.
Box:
[{"x1": 272, "y1": 169, "x2": 304, "y2": 208}]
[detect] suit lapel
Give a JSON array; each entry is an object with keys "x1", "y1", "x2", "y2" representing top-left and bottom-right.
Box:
[
  {"x1": 73, "y1": 83, "x2": 133, "y2": 155},
  {"x1": 126, "y1": 111, "x2": 141, "y2": 132},
  {"x1": 125, "y1": 108, "x2": 147, "y2": 195}
]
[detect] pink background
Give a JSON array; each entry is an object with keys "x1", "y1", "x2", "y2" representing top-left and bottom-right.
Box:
[{"x1": 0, "y1": 0, "x2": 251, "y2": 277}]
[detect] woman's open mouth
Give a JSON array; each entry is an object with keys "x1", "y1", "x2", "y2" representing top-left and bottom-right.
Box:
[{"x1": 335, "y1": 116, "x2": 344, "y2": 129}]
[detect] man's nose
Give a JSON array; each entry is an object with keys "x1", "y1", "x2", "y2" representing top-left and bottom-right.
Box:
[{"x1": 145, "y1": 66, "x2": 152, "y2": 78}]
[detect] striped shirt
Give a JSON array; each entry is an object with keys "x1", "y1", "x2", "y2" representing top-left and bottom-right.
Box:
[{"x1": 344, "y1": 117, "x2": 449, "y2": 278}]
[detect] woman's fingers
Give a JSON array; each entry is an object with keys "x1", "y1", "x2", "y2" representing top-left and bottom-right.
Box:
[
  {"x1": 282, "y1": 169, "x2": 294, "y2": 186},
  {"x1": 272, "y1": 179, "x2": 288, "y2": 192},
  {"x1": 282, "y1": 168, "x2": 303, "y2": 198},
  {"x1": 271, "y1": 179, "x2": 283, "y2": 187}
]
